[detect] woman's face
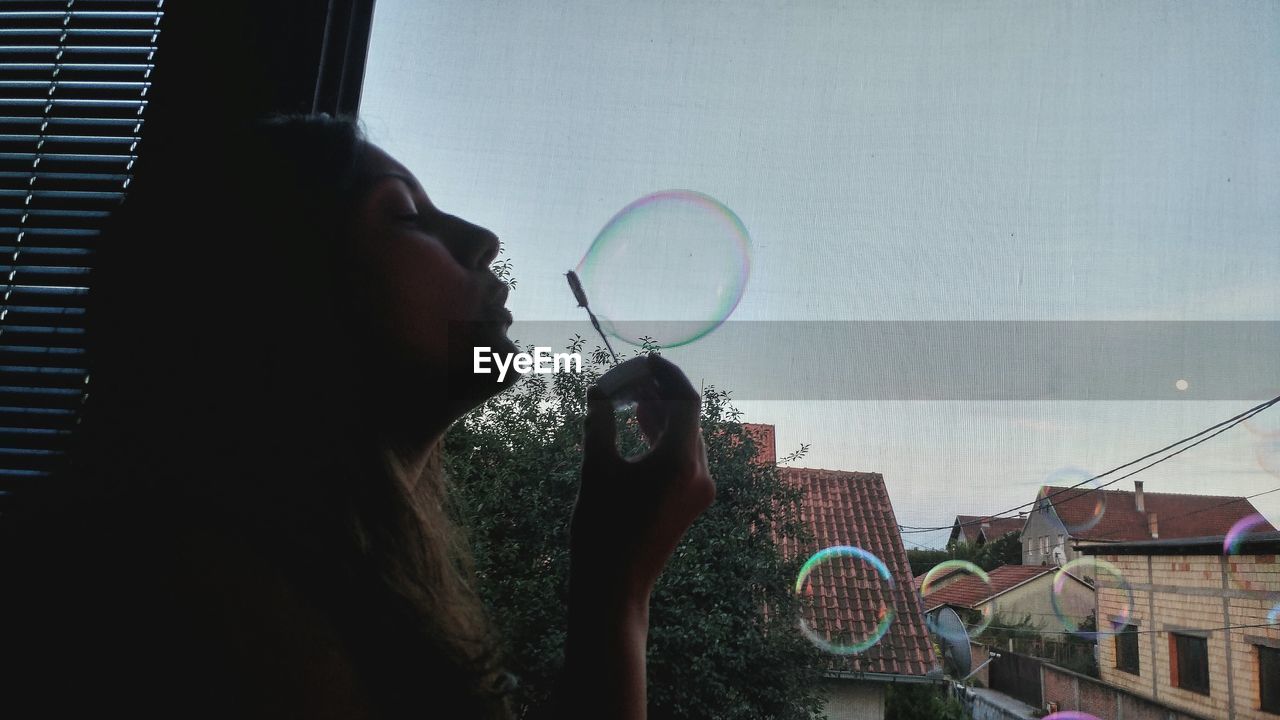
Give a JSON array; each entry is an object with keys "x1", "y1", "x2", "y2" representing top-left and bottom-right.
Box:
[{"x1": 347, "y1": 143, "x2": 518, "y2": 410}]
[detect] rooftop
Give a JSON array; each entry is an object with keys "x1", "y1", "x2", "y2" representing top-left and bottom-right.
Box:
[
  {"x1": 951, "y1": 515, "x2": 1025, "y2": 545},
  {"x1": 780, "y1": 465, "x2": 938, "y2": 679},
  {"x1": 1038, "y1": 484, "x2": 1275, "y2": 542},
  {"x1": 920, "y1": 564, "x2": 1060, "y2": 612},
  {"x1": 1077, "y1": 530, "x2": 1280, "y2": 556}
]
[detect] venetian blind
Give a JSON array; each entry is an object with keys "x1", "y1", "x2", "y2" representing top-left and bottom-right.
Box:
[{"x1": 0, "y1": 0, "x2": 163, "y2": 505}]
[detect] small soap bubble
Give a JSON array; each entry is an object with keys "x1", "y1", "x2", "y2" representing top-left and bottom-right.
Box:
[
  {"x1": 574, "y1": 190, "x2": 751, "y2": 348},
  {"x1": 1053, "y1": 558, "x2": 1133, "y2": 639},
  {"x1": 1268, "y1": 603, "x2": 1280, "y2": 626},
  {"x1": 919, "y1": 560, "x2": 995, "y2": 637},
  {"x1": 1255, "y1": 435, "x2": 1280, "y2": 478},
  {"x1": 1044, "y1": 467, "x2": 1106, "y2": 535},
  {"x1": 1243, "y1": 391, "x2": 1280, "y2": 437},
  {"x1": 1224, "y1": 513, "x2": 1277, "y2": 591},
  {"x1": 794, "y1": 546, "x2": 895, "y2": 654}
]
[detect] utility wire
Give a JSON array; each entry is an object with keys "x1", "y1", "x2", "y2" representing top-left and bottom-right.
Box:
[{"x1": 899, "y1": 395, "x2": 1280, "y2": 535}]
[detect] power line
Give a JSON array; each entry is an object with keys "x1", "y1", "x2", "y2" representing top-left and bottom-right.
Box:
[{"x1": 899, "y1": 395, "x2": 1280, "y2": 535}]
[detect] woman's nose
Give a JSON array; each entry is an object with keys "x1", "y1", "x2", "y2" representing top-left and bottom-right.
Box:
[{"x1": 441, "y1": 214, "x2": 500, "y2": 271}]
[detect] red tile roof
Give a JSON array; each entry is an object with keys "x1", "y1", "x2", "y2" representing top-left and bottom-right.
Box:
[
  {"x1": 781, "y1": 466, "x2": 938, "y2": 678},
  {"x1": 743, "y1": 423, "x2": 776, "y2": 466},
  {"x1": 1039, "y1": 485, "x2": 1276, "y2": 542},
  {"x1": 920, "y1": 564, "x2": 1056, "y2": 612},
  {"x1": 952, "y1": 515, "x2": 1025, "y2": 544}
]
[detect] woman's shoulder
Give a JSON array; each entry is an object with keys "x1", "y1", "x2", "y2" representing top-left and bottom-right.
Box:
[
  {"x1": 5, "y1": 503, "x2": 377, "y2": 718},
  {"x1": 167, "y1": 518, "x2": 379, "y2": 719}
]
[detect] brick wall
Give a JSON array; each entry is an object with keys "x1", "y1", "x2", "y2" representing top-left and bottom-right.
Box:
[
  {"x1": 1093, "y1": 550, "x2": 1280, "y2": 720},
  {"x1": 1041, "y1": 663, "x2": 1209, "y2": 720}
]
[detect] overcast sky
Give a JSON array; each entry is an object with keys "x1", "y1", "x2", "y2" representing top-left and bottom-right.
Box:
[{"x1": 361, "y1": 0, "x2": 1280, "y2": 548}]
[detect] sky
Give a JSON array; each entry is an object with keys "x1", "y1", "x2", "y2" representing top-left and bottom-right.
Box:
[{"x1": 360, "y1": 0, "x2": 1280, "y2": 549}]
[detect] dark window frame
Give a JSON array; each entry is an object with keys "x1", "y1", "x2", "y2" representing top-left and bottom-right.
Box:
[
  {"x1": 1115, "y1": 624, "x2": 1140, "y2": 675},
  {"x1": 1170, "y1": 633, "x2": 1210, "y2": 696},
  {"x1": 0, "y1": 1, "x2": 378, "y2": 507},
  {"x1": 1261, "y1": 645, "x2": 1280, "y2": 715}
]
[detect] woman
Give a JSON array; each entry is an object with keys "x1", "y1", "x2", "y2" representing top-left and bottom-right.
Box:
[{"x1": 2, "y1": 115, "x2": 714, "y2": 719}]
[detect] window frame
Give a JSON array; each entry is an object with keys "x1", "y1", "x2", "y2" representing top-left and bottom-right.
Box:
[
  {"x1": 1261, "y1": 644, "x2": 1280, "y2": 715},
  {"x1": 1115, "y1": 624, "x2": 1140, "y2": 676},
  {"x1": 1169, "y1": 632, "x2": 1210, "y2": 696}
]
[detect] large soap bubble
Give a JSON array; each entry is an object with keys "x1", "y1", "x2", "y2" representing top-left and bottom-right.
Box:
[
  {"x1": 794, "y1": 546, "x2": 895, "y2": 654},
  {"x1": 574, "y1": 190, "x2": 751, "y2": 349},
  {"x1": 919, "y1": 560, "x2": 995, "y2": 637}
]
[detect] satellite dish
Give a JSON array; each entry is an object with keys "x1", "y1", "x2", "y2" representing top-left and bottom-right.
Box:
[{"x1": 926, "y1": 607, "x2": 973, "y2": 678}]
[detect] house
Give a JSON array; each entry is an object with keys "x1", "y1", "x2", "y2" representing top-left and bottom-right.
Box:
[
  {"x1": 919, "y1": 564, "x2": 1095, "y2": 632},
  {"x1": 1021, "y1": 480, "x2": 1276, "y2": 567},
  {"x1": 1079, "y1": 532, "x2": 1280, "y2": 720},
  {"x1": 745, "y1": 425, "x2": 939, "y2": 719},
  {"x1": 948, "y1": 515, "x2": 1026, "y2": 549}
]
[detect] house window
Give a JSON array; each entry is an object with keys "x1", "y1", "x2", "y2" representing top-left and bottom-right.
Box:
[
  {"x1": 1115, "y1": 625, "x2": 1139, "y2": 675},
  {"x1": 1262, "y1": 645, "x2": 1280, "y2": 714},
  {"x1": 1170, "y1": 633, "x2": 1210, "y2": 695},
  {"x1": 1040, "y1": 536, "x2": 1049, "y2": 556}
]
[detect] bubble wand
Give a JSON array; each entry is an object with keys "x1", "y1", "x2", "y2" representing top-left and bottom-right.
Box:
[{"x1": 565, "y1": 270, "x2": 620, "y2": 365}]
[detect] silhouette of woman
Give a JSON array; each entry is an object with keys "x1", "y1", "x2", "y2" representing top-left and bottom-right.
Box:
[{"x1": 2, "y1": 115, "x2": 713, "y2": 719}]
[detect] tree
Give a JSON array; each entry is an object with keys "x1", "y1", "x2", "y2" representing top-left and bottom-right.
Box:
[
  {"x1": 443, "y1": 339, "x2": 828, "y2": 718},
  {"x1": 884, "y1": 683, "x2": 967, "y2": 720},
  {"x1": 908, "y1": 531, "x2": 1022, "y2": 577}
]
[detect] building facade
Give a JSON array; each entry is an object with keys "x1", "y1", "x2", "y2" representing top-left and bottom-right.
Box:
[{"x1": 1082, "y1": 533, "x2": 1280, "y2": 720}]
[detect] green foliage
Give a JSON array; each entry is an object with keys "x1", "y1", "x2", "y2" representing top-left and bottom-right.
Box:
[
  {"x1": 970, "y1": 611, "x2": 1038, "y2": 647},
  {"x1": 884, "y1": 683, "x2": 967, "y2": 720},
  {"x1": 908, "y1": 531, "x2": 1022, "y2": 577},
  {"x1": 444, "y1": 339, "x2": 828, "y2": 719}
]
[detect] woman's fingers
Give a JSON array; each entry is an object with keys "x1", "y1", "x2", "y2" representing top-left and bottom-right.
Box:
[
  {"x1": 644, "y1": 354, "x2": 702, "y2": 460},
  {"x1": 583, "y1": 385, "x2": 620, "y2": 465}
]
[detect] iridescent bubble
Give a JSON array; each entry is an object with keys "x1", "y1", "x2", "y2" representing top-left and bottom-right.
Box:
[
  {"x1": 794, "y1": 546, "x2": 895, "y2": 654},
  {"x1": 574, "y1": 190, "x2": 751, "y2": 348},
  {"x1": 1044, "y1": 467, "x2": 1106, "y2": 535},
  {"x1": 1053, "y1": 558, "x2": 1133, "y2": 639},
  {"x1": 1044, "y1": 713, "x2": 1103, "y2": 720},
  {"x1": 1255, "y1": 434, "x2": 1280, "y2": 478},
  {"x1": 919, "y1": 560, "x2": 995, "y2": 637},
  {"x1": 1269, "y1": 603, "x2": 1280, "y2": 626},
  {"x1": 1225, "y1": 513, "x2": 1271, "y2": 555},
  {"x1": 1224, "y1": 513, "x2": 1278, "y2": 591}
]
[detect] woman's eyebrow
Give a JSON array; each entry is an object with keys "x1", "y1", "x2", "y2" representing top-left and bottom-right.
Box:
[{"x1": 372, "y1": 171, "x2": 423, "y2": 193}]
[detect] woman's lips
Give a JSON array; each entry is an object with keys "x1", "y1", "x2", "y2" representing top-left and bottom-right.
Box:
[{"x1": 486, "y1": 306, "x2": 513, "y2": 326}]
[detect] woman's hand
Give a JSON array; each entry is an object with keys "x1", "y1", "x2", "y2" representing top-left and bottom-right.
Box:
[
  {"x1": 547, "y1": 355, "x2": 714, "y2": 720},
  {"x1": 570, "y1": 354, "x2": 716, "y2": 602}
]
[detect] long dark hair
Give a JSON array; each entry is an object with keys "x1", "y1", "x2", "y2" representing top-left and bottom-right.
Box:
[{"x1": 9, "y1": 115, "x2": 511, "y2": 718}]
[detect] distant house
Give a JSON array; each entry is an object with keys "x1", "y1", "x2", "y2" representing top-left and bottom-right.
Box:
[
  {"x1": 919, "y1": 564, "x2": 1094, "y2": 632},
  {"x1": 1021, "y1": 480, "x2": 1275, "y2": 567},
  {"x1": 745, "y1": 424, "x2": 940, "y2": 720},
  {"x1": 948, "y1": 515, "x2": 1025, "y2": 549},
  {"x1": 1079, "y1": 532, "x2": 1280, "y2": 719}
]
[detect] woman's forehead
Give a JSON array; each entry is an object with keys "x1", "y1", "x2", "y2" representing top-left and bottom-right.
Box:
[{"x1": 359, "y1": 142, "x2": 423, "y2": 192}]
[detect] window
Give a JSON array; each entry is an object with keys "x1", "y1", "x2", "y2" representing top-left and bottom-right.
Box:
[
  {"x1": 1040, "y1": 536, "x2": 1049, "y2": 556},
  {"x1": 1115, "y1": 624, "x2": 1139, "y2": 675},
  {"x1": 1262, "y1": 645, "x2": 1280, "y2": 714},
  {"x1": 0, "y1": 2, "x2": 164, "y2": 499},
  {"x1": 1170, "y1": 633, "x2": 1210, "y2": 695}
]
